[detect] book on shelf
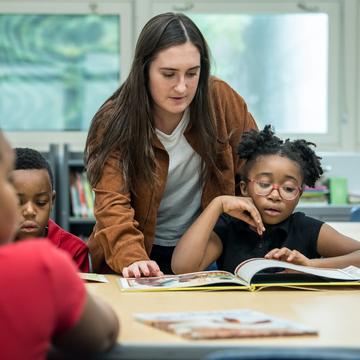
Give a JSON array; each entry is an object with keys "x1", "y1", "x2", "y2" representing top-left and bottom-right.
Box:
[
  {"x1": 348, "y1": 192, "x2": 360, "y2": 205},
  {"x1": 69, "y1": 172, "x2": 82, "y2": 218},
  {"x1": 76, "y1": 172, "x2": 88, "y2": 218},
  {"x1": 298, "y1": 185, "x2": 329, "y2": 205},
  {"x1": 328, "y1": 177, "x2": 348, "y2": 205},
  {"x1": 70, "y1": 170, "x2": 95, "y2": 219},
  {"x1": 82, "y1": 172, "x2": 94, "y2": 217},
  {"x1": 119, "y1": 258, "x2": 360, "y2": 292},
  {"x1": 134, "y1": 309, "x2": 318, "y2": 340}
]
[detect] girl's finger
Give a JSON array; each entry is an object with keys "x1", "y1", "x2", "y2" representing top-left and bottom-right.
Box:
[
  {"x1": 287, "y1": 251, "x2": 297, "y2": 262},
  {"x1": 265, "y1": 248, "x2": 280, "y2": 258}
]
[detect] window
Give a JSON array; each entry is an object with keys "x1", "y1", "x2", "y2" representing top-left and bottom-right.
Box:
[
  {"x1": 1, "y1": 0, "x2": 358, "y2": 151},
  {"x1": 357, "y1": 0, "x2": 360, "y2": 150},
  {"x1": 0, "y1": 1, "x2": 132, "y2": 147},
  {"x1": 0, "y1": 14, "x2": 120, "y2": 131},
  {"x1": 152, "y1": 1, "x2": 342, "y2": 148}
]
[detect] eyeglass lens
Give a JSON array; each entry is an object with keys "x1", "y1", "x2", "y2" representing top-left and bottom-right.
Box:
[{"x1": 253, "y1": 182, "x2": 299, "y2": 200}]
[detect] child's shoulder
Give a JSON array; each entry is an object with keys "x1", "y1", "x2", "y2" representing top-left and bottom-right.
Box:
[
  {"x1": 47, "y1": 219, "x2": 86, "y2": 249},
  {"x1": 290, "y1": 212, "x2": 324, "y2": 233},
  {"x1": 291, "y1": 211, "x2": 324, "y2": 224}
]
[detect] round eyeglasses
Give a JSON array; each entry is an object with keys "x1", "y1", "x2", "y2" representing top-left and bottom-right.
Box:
[{"x1": 247, "y1": 179, "x2": 302, "y2": 201}]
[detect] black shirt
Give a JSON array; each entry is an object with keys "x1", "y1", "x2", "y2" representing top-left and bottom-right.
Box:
[{"x1": 214, "y1": 212, "x2": 323, "y2": 273}]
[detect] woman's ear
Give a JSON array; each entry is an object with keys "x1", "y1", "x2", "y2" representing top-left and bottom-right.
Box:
[{"x1": 240, "y1": 181, "x2": 249, "y2": 196}]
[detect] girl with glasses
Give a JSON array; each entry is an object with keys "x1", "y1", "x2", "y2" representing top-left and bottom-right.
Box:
[{"x1": 172, "y1": 125, "x2": 360, "y2": 274}]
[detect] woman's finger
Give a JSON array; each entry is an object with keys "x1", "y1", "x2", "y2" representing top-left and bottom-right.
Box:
[
  {"x1": 148, "y1": 261, "x2": 163, "y2": 276},
  {"x1": 122, "y1": 267, "x2": 129, "y2": 278},
  {"x1": 138, "y1": 262, "x2": 151, "y2": 276},
  {"x1": 276, "y1": 247, "x2": 289, "y2": 258},
  {"x1": 130, "y1": 264, "x2": 142, "y2": 278}
]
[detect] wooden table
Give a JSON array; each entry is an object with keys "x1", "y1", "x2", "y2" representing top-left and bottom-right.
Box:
[
  {"x1": 86, "y1": 223, "x2": 360, "y2": 359},
  {"x1": 87, "y1": 278, "x2": 360, "y2": 358}
]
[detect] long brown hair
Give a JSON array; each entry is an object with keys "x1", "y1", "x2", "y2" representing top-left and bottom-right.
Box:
[{"x1": 85, "y1": 12, "x2": 218, "y2": 192}]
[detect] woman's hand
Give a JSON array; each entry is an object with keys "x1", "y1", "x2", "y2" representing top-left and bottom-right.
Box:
[
  {"x1": 265, "y1": 247, "x2": 311, "y2": 266},
  {"x1": 220, "y1": 196, "x2": 265, "y2": 235},
  {"x1": 122, "y1": 260, "x2": 164, "y2": 278}
]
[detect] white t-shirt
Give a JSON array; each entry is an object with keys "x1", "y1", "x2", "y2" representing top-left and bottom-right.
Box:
[{"x1": 154, "y1": 109, "x2": 202, "y2": 246}]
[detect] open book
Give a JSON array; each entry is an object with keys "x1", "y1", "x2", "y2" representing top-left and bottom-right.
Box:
[
  {"x1": 135, "y1": 309, "x2": 318, "y2": 340},
  {"x1": 119, "y1": 257, "x2": 360, "y2": 292}
]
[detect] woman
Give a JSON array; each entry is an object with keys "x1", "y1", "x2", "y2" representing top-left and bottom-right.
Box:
[{"x1": 85, "y1": 12, "x2": 257, "y2": 277}]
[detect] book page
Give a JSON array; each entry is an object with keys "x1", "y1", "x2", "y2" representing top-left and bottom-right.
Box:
[
  {"x1": 134, "y1": 309, "x2": 317, "y2": 340},
  {"x1": 79, "y1": 273, "x2": 108, "y2": 283},
  {"x1": 119, "y1": 270, "x2": 246, "y2": 290},
  {"x1": 234, "y1": 258, "x2": 360, "y2": 285}
]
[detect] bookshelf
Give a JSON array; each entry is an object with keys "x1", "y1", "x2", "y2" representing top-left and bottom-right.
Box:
[
  {"x1": 296, "y1": 204, "x2": 353, "y2": 222},
  {"x1": 56, "y1": 144, "x2": 95, "y2": 239},
  {"x1": 53, "y1": 145, "x2": 357, "y2": 240},
  {"x1": 42, "y1": 144, "x2": 59, "y2": 221}
]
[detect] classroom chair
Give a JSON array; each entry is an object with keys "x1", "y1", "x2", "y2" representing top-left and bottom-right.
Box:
[
  {"x1": 350, "y1": 206, "x2": 360, "y2": 221},
  {"x1": 204, "y1": 347, "x2": 360, "y2": 360}
]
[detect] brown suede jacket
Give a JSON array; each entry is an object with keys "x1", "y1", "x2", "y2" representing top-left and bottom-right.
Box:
[{"x1": 88, "y1": 78, "x2": 258, "y2": 273}]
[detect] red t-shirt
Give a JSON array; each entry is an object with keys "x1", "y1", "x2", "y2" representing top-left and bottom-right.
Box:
[
  {"x1": 0, "y1": 240, "x2": 86, "y2": 360},
  {"x1": 47, "y1": 219, "x2": 90, "y2": 272}
]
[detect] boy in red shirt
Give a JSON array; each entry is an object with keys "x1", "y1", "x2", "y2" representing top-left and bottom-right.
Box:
[
  {"x1": 12, "y1": 147, "x2": 90, "y2": 272},
  {"x1": 0, "y1": 131, "x2": 119, "y2": 359}
]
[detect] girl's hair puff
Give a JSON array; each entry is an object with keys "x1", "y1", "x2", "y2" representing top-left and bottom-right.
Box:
[{"x1": 237, "y1": 125, "x2": 323, "y2": 187}]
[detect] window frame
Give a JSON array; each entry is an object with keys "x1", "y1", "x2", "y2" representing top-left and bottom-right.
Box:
[
  {"x1": 357, "y1": 0, "x2": 360, "y2": 150},
  {"x1": 151, "y1": 0, "x2": 343, "y2": 150},
  {"x1": 0, "y1": 0, "x2": 133, "y2": 150},
  {"x1": 0, "y1": 0, "x2": 358, "y2": 152}
]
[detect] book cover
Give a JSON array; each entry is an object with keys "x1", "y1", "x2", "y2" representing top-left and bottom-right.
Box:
[
  {"x1": 134, "y1": 309, "x2": 318, "y2": 340},
  {"x1": 328, "y1": 177, "x2": 348, "y2": 204},
  {"x1": 76, "y1": 172, "x2": 88, "y2": 218},
  {"x1": 118, "y1": 258, "x2": 360, "y2": 292},
  {"x1": 79, "y1": 273, "x2": 108, "y2": 283},
  {"x1": 81, "y1": 172, "x2": 94, "y2": 218},
  {"x1": 69, "y1": 172, "x2": 82, "y2": 218}
]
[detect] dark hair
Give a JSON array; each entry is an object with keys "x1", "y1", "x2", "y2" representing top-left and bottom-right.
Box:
[
  {"x1": 85, "y1": 12, "x2": 217, "y2": 192},
  {"x1": 237, "y1": 125, "x2": 323, "y2": 187},
  {"x1": 14, "y1": 148, "x2": 54, "y2": 189}
]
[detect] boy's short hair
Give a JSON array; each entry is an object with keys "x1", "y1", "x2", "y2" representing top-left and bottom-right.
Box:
[{"x1": 14, "y1": 148, "x2": 54, "y2": 189}]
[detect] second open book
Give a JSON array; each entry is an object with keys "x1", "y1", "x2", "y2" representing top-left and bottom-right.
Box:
[{"x1": 119, "y1": 257, "x2": 360, "y2": 291}]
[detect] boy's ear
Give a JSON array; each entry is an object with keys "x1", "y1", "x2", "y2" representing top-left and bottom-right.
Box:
[{"x1": 240, "y1": 180, "x2": 249, "y2": 196}]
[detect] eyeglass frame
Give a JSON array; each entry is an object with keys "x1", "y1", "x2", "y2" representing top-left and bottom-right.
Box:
[{"x1": 246, "y1": 178, "x2": 303, "y2": 201}]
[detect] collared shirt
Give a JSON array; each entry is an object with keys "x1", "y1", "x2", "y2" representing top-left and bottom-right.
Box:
[
  {"x1": 214, "y1": 212, "x2": 324, "y2": 273},
  {"x1": 47, "y1": 219, "x2": 90, "y2": 272}
]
